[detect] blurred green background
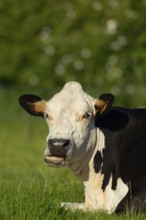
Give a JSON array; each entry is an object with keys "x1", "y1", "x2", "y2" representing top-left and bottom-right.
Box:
[
  {"x1": 1, "y1": 1, "x2": 146, "y2": 219},
  {"x1": 1, "y1": 0, "x2": 146, "y2": 105}
]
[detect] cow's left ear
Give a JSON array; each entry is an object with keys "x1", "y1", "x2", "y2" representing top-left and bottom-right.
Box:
[
  {"x1": 19, "y1": 94, "x2": 47, "y2": 117},
  {"x1": 95, "y1": 93, "x2": 115, "y2": 116}
]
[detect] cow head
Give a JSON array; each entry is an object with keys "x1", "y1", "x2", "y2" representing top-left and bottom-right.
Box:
[{"x1": 19, "y1": 81, "x2": 114, "y2": 167}]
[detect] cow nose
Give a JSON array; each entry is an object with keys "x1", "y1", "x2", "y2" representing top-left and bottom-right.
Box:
[
  {"x1": 48, "y1": 138, "x2": 70, "y2": 148},
  {"x1": 48, "y1": 138, "x2": 70, "y2": 156}
]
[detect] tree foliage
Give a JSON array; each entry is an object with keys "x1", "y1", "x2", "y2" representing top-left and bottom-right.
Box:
[{"x1": 1, "y1": 0, "x2": 146, "y2": 106}]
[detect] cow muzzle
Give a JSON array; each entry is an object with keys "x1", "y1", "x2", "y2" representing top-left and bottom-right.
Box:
[{"x1": 44, "y1": 138, "x2": 70, "y2": 167}]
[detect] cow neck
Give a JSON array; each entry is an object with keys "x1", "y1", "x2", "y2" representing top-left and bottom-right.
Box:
[
  {"x1": 83, "y1": 127, "x2": 128, "y2": 213},
  {"x1": 83, "y1": 127, "x2": 106, "y2": 182},
  {"x1": 67, "y1": 144, "x2": 96, "y2": 182}
]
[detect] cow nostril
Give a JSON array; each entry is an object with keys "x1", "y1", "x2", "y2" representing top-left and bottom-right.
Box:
[
  {"x1": 63, "y1": 139, "x2": 70, "y2": 148},
  {"x1": 48, "y1": 138, "x2": 70, "y2": 148}
]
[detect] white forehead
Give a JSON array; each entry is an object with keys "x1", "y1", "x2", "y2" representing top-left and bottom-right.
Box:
[{"x1": 47, "y1": 81, "x2": 95, "y2": 111}]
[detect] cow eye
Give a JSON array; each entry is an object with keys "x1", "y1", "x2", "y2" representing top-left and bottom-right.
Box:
[
  {"x1": 44, "y1": 113, "x2": 48, "y2": 119},
  {"x1": 82, "y1": 111, "x2": 92, "y2": 119},
  {"x1": 44, "y1": 113, "x2": 52, "y2": 120}
]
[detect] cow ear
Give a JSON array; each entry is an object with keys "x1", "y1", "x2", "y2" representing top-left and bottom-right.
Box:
[
  {"x1": 95, "y1": 93, "x2": 115, "y2": 116},
  {"x1": 19, "y1": 95, "x2": 47, "y2": 117}
]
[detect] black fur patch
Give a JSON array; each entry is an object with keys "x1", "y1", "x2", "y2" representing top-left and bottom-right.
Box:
[
  {"x1": 94, "y1": 150, "x2": 103, "y2": 173},
  {"x1": 95, "y1": 107, "x2": 129, "y2": 131}
]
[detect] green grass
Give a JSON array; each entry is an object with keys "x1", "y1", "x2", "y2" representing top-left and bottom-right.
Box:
[{"x1": 0, "y1": 86, "x2": 145, "y2": 220}]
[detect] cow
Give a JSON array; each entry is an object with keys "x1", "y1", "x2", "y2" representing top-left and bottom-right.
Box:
[{"x1": 19, "y1": 81, "x2": 146, "y2": 214}]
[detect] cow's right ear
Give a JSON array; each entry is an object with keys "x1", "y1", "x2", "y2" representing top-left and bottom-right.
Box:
[{"x1": 19, "y1": 95, "x2": 47, "y2": 117}]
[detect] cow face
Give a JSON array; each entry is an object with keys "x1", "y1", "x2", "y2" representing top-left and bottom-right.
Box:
[{"x1": 19, "y1": 81, "x2": 114, "y2": 167}]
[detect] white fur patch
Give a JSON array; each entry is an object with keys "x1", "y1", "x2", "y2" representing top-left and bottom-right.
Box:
[
  {"x1": 96, "y1": 128, "x2": 106, "y2": 155},
  {"x1": 84, "y1": 175, "x2": 128, "y2": 213}
]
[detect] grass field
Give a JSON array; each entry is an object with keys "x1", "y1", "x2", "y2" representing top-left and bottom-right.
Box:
[{"x1": 0, "y1": 86, "x2": 145, "y2": 220}]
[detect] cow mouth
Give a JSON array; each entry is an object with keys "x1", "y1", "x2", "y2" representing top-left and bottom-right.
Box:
[{"x1": 44, "y1": 155, "x2": 65, "y2": 167}]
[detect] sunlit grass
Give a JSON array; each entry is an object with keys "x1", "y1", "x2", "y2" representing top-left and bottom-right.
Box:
[{"x1": 0, "y1": 87, "x2": 145, "y2": 219}]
